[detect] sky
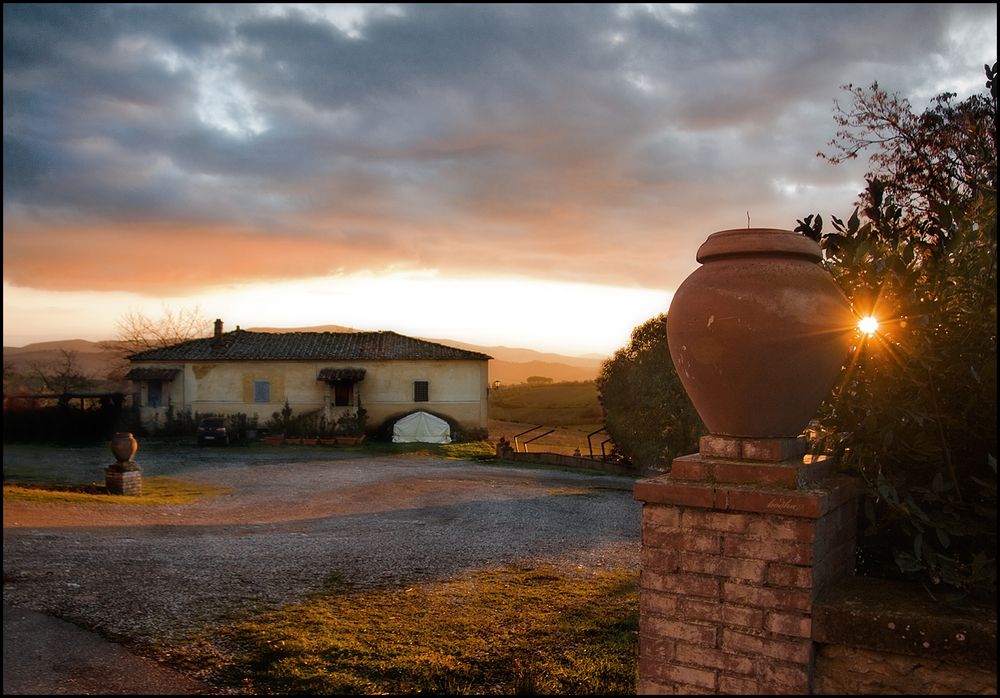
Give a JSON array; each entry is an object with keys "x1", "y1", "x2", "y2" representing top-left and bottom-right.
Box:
[{"x1": 3, "y1": 3, "x2": 996, "y2": 356}]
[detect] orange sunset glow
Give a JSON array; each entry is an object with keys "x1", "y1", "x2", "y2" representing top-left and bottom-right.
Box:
[{"x1": 3, "y1": 4, "x2": 995, "y2": 355}]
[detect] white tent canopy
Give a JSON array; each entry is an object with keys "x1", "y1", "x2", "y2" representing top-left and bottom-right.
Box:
[{"x1": 392, "y1": 411, "x2": 452, "y2": 444}]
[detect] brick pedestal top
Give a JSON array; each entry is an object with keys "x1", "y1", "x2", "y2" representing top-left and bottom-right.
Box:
[
  {"x1": 635, "y1": 437, "x2": 858, "y2": 518},
  {"x1": 699, "y1": 435, "x2": 807, "y2": 462},
  {"x1": 635, "y1": 470, "x2": 859, "y2": 520}
]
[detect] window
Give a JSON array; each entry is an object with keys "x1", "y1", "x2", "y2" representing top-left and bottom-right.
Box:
[
  {"x1": 414, "y1": 380, "x2": 429, "y2": 402},
  {"x1": 254, "y1": 380, "x2": 271, "y2": 403},
  {"x1": 147, "y1": 381, "x2": 162, "y2": 408},
  {"x1": 333, "y1": 381, "x2": 352, "y2": 407}
]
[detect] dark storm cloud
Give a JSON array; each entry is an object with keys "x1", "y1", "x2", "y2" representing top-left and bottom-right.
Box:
[{"x1": 3, "y1": 3, "x2": 995, "y2": 293}]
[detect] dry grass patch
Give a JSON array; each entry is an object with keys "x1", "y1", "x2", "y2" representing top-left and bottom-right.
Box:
[
  {"x1": 2, "y1": 477, "x2": 231, "y2": 505},
  {"x1": 363, "y1": 440, "x2": 496, "y2": 461},
  {"x1": 173, "y1": 565, "x2": 638, "y2": 695}
]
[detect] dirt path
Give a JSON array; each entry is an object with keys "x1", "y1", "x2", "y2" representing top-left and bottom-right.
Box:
[
  {"x1": 4, "y1": 459, "x2": 577, "y2": 528},
  {"x1": 4, "y1": 455, "x2": 641, "y2": 651}
]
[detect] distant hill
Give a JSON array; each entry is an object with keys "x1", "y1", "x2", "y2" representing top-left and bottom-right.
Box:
[
  {"x1": 4, "y1": 328, "x2": 605, "y2": 385},
  {"x1": 247, "y1": 324, "x2": 358, "y2": 334},
  {"x1": 419, "y1": 339, "x2": 603, "y2": 370},
  {"x1": 3, "y1": 339, "x2": 123, "y2": 382},
  {"x1": 3, "y1": 339, "x2": 110, "y2": 355},
  {"x1": 488, "y1": 360, "x2": 599, "y2": 385},
  {"x1": 248, "y1": 325, "x2": 604, "y2": 383}
]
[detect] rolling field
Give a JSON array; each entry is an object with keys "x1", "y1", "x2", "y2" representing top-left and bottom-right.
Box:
[{"x1": 488, "y1": 381, "x2": 607, "y2": 456}]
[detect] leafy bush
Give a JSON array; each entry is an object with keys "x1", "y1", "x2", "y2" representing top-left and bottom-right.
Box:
[
  {"x1": 595, "y1": 314, "x2": 705, "y2": 471},
  {"x1": 2, "y1": 402, "x2": 126, "y2": 444},
  {"x1": 266, "y1": 400, "x2": 295, "y2": 435},
  {"x1": 224, "y1": 413, "x2": 259, "y2": 444},
  {"x1": 797, "y1": 63, "x2": 997, "y2": 597},
  {"x1": 160, "y1": 404, "x2": 198, "y2": 436},
  {"x1": 334, "y1": 408, "x2": 368, "y2": 436}
]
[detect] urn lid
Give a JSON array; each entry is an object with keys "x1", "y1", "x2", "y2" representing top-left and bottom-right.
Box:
[{"x1": 696, "y1": 228, "x2": 822, "y2": 263}]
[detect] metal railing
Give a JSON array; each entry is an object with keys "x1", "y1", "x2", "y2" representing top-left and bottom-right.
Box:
[{"x1": 512, "y1": 425, "x2": 555, "y2": 452}]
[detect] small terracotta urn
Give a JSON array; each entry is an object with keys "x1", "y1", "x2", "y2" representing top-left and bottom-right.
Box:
[
  {"x1": 110, "y1": 432, "x2": 138, "y2": 468},
  {"x1": 667, "y1": 228, "x2": 855, "y2": 438}
]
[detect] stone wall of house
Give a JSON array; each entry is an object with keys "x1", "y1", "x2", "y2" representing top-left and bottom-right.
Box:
[{"x1": 135, "y1": 358, "x2": 489, "y2": 431}]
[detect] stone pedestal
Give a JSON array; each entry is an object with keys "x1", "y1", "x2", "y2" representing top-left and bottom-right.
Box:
[
  {"x1": 105, "y1": 466, "x2": 142, "y2": 496},
  {"x1": 634, "y1": 436, "x2": 861, "y2": 694}
]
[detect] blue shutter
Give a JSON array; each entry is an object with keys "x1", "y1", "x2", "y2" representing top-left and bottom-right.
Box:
[{"x1": 254, "y1": 381, "x2": 270, "y2": 403}]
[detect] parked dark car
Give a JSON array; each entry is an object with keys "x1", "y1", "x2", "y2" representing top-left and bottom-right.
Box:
[{"x1": 196, "y1": 417, "x2": 229, "y2": 446}]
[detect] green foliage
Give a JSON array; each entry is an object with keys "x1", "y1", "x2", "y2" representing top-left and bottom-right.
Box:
[
  {"x1": 334, "y1": 408, "x2": 368, "y2": 436},
  {"x1": 798, "y1": 63, "x2": 997, "y2": 597},
  {"x1": 3, "y1": 400, "x2": 127, "y2": 444},
  {"x1": 267, "y1": 400, "x2": 296, "y2": 435},
  {"x1": 596, "y1": 314, "x2": 705, "y2": 471},
  {"x1": 224, "y1": 412, "x2": 259, "y2": 444},
  {"x1": 158, "y1": 405, "x2": 198, "y2": 436}
]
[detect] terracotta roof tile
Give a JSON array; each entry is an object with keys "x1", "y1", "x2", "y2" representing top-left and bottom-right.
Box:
[
  {"x1": 128, "y1": 330, "x2": 492, "y2": 363},
  {"x1": 124, "y1": 367, "x2": 182, "y2": 380}
]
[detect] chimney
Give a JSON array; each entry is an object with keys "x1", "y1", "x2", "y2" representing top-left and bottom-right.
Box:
[{"x1": 213, "y1": 318, "x2": 223, "y2": 345}]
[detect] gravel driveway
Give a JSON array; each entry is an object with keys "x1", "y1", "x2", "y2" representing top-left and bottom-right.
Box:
[{"x1": 3, "y1": 452, "x2": 641, "y2": 652}]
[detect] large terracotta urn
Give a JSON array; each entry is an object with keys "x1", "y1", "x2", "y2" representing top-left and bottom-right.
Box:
[
  {"x1": 110, "y1": 432, "x2": 138, "y2": 466},
  {"x1": 667, "y1": 228, "x2": 856, "y2": 438}
]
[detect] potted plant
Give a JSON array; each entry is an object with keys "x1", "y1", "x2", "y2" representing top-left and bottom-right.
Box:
[{"x1": 333, "y1": 408, "x2": 368, "y2": 445}]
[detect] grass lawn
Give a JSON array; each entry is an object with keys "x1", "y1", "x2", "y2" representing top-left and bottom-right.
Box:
[
  {"x1": 360, "y1": 440, "x2": 496, "y2": 460},
  {"x1": 2, "y1": 476, "x2": 231, "y2": 505},
  {"x1": 170, "y1": 565, "x2": 638, "y2": 695},
  {"x1": 490, "y1": 381, "x2": 602, "y2": 430}
]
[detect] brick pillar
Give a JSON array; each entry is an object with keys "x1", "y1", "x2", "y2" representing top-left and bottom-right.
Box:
[
  {"x1": 105, "y1": 467, "x2": 142, "y2": 496},
  {"x1": 634, "y1": 436, "x2": 860, "y2": 694}
]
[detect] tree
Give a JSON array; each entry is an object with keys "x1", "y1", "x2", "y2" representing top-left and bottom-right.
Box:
[
  {"x1": 819, "y1": 67, "x2": 996, "y2": 233},
  {"x1": 101, "y1": 307, "x2": 212, "y2": 377},
  {"x1": 796, "y1": 63, "x2": 997, "y2": 597},
  {"x1": 108, "y1": 306, "x2": 212, "y2": 355},
  {"x1": 30, "y1": 349, "x2": 97, "y2": 399},
  {"x1": 596, "y1": 314, "x2": 705, "y2": 471}
]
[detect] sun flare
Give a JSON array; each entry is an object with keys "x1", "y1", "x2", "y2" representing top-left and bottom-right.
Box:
[{"x1": 857, "y1": 315, "x2": 879, "y2": 336}]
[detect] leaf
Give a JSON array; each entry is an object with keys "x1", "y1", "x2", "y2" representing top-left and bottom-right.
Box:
[
  {"x1": 847, "y1": 207, "x2": 860, "y2": 234},
  {"x1": 931, "y1": 472, "x2": 945, "y2": 493},
  {"x1": 935, "y1": 528, "x2": 951, "y2": 549},
  {"x1": 894, "y1": 551, "x2": 923, "y2": 573}
]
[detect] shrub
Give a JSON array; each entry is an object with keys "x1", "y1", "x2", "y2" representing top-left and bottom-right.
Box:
[
  {"x1": 596, "y1": 314, "x2": 705, "y2": 471},
  {"x1": 797, "y1": 64, "x2": 997, "y2": 597}
]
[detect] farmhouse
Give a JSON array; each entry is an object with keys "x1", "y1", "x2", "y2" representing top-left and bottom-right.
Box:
[{"x1": 126, "y1": 320, "x2": 491, "y2": 435}]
